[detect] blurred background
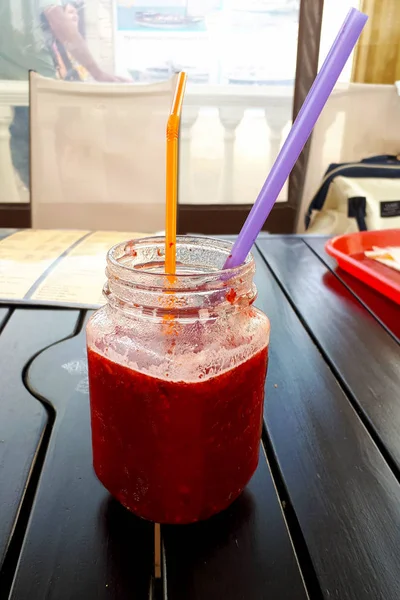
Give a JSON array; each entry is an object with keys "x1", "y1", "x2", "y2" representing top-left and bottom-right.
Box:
[{"x1": 0, "y1": 0, "x2": 399, "y2": 234}]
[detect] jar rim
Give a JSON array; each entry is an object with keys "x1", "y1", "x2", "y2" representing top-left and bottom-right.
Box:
[{"x1": 107, "y1": 235, "x2": 254, "y2": 290}]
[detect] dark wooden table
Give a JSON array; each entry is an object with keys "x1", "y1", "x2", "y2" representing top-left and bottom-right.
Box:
[{"x1": 1, "y1": 234, "x2": 399, "y2": 600}]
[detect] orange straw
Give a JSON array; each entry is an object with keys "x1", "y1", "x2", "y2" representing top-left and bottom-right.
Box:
[{"x1": 165, "y1": 72, "x2": 187, "y2": 274}]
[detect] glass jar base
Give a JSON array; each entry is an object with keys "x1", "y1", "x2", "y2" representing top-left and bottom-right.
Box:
[{"x1": 94, "y1": 461, "x2": 258, "y2": 525}]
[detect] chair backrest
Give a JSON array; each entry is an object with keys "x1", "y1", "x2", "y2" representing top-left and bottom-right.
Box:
[
  {"x1": 297, "y1": 82, "x2": 400, "y2": 232},
  {"x1": 30, "y1": 72, "x2": 177, "y2": 232}
]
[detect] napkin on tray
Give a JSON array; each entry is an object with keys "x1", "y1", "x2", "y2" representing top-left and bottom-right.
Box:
[{"x1": 365, "y1": 246, "x2": 400, "y2": 272}]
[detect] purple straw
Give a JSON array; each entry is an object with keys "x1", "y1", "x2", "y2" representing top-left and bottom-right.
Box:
[{"x1": 224, "y1": 7, "x2": 368, "y2": 269}]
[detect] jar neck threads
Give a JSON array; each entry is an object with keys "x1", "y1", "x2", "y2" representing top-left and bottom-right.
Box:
[{"x1": 105, "y1": 236, "x2": 256, "y2": 319}]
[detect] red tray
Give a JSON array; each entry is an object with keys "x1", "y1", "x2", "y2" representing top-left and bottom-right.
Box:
[{"x1": 325, "y1": 230, "x2": 400, "y2": 305}]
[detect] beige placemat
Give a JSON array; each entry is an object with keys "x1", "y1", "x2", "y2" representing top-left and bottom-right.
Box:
[{"x1": 0, "y1": 229, "x2": 147, "y2": 308}]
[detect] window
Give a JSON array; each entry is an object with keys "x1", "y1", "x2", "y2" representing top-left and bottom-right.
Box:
[{"x1": 3, "y1": 0, "x2": 385, "y2": 234}]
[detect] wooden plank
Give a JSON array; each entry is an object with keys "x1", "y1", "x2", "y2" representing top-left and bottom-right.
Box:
[
  {"x1": 251, "y1": 244, "x2": 400, "y2": 600},
  {"x1": 10, "y1": 313, "x2": 154, "y2": 600},
  {"x1": 163, "y1": 447, "x2": 308, "y2": 600},
  {"x1": 305, "y1": 237, "x2": 400, "y2": 342},
  {"x1": 160, "y1": 239, "x2": 306, "y2": 600},
  {"x1": 0, "y1": 309, "x2": 79, "y2": 576},
  {"x1": 257, "y1": 237, "x2": 400, "y2": 472},
  {"x1": 0, "y1": 205, "x2": 30, "y2": 229},
  {"x1": 178, "y1": 204, "x2": 296, "y2": 235}
]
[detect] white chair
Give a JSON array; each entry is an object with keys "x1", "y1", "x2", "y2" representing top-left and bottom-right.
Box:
[
  {"x1": 297, "y1": 82, "x2": 400, "y2": 232},
  {"x1": 30, "y1": 72, "x2": 177, "y2": 232}
]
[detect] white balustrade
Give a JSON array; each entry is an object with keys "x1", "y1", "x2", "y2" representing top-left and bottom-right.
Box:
[
  {"x1": 0, "y1": 80, "x2": 293, "y2": 206},
  {"x1": 183, "y1": 85, "x2": 293, "y2": 204},
  {"x1": 218, "y1": 106, "x2": 245, "y2": 204},
  {"x1": 180, "y1": 106, "x2": 199, "y2": 204},
  {"x1": 264, "y1": 104, "x2": 293, "y2": 168}
]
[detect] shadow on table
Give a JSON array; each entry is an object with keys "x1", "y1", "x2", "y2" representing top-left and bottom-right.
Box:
[
  {"x1": 161, "y1": 489, "x2": 259, "y2": 595},
  {"x1": 163, "y1": 486, "x2": 255, "y2": 547},
  {"x1": 99, "y1": 496, "x2": 154, "y2": 593}
]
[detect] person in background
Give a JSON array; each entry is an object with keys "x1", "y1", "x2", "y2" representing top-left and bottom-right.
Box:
[
  {"x1": 0, "y1": 0, "x2": 125, "y2": 189},
  {"x1": 43, "y1": 2, "x2": 89, "y2": 81}
]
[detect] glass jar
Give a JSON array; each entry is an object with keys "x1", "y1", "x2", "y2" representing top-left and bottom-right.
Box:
[{"x1": 86, "y1": 236, "x2": 270, "y2": 524}]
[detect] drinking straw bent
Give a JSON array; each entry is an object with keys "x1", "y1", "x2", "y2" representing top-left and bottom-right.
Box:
[{"x1": 165, "y1": 72, "x2": 187, "y2": 274}]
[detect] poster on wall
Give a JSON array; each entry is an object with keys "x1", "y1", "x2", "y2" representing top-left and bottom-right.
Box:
[
  {"x1": 115, "y1": 1, "x2": 224, "y2": 84},
  {"x1": 116, "y1": 1, "x2": 223, "y2": 32},
  {"x1": 114, "y1": 0, "x2": 299, "y2": 86}
]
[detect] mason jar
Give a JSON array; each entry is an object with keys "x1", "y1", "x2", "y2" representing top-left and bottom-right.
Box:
[{"x1": 86, "y1": 236, "x2": 270, "y2": 524}]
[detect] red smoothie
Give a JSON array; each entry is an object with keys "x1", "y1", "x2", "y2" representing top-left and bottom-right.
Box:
[{"x1": 87, "y1": 345, "x2": 268, "y2": 524}]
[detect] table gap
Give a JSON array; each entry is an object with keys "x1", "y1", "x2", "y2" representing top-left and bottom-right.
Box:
[
  {"x1": 256, "y1": 242, "x2": 400, "y2": 485},
  {"x1": 152, "y1": 577, "x2": 163, "y2": 600},
  {"x1": 261, "y1": 429, "x2": 324, "y2": 600}
]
